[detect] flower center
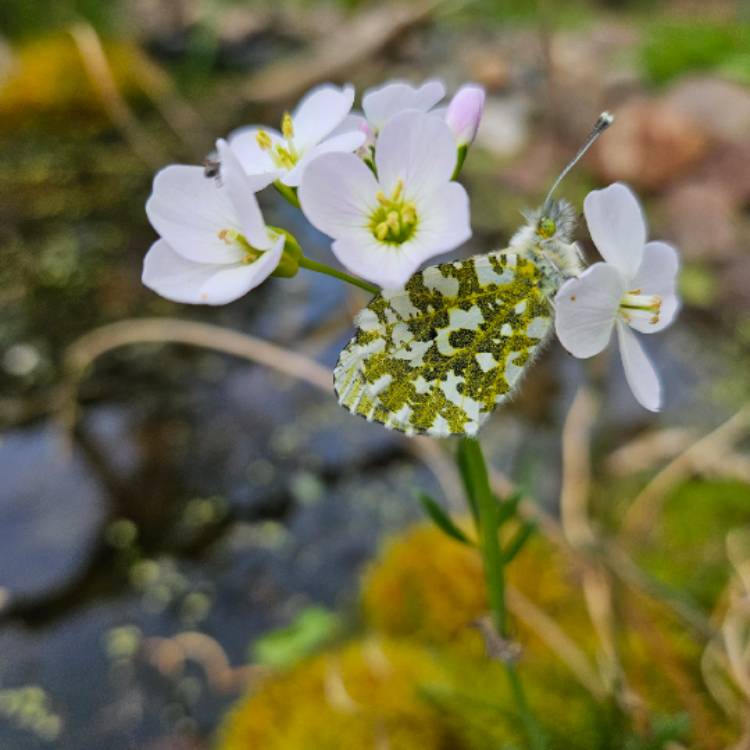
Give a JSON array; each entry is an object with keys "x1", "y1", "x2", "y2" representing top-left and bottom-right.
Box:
[
  {"x1": 368, "y1": 180, "x2": 418, "y2": 245},
  {"x1": 218, "y1": 229, "x2": 264, "y2": 264},
  {"x1": 256, "y1": 112, "x2": 299, "y2": 170},
  {"x1": 619, "y1": 290, "x2": 662, "y2": 325}
]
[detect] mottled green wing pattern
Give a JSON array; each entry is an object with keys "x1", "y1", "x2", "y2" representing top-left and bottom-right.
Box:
[{"x1": 333, "y1": 251, "x2": 554, "y2": 437}]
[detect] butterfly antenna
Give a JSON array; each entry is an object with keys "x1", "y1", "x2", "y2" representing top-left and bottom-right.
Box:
[{"x1": 543, "y1": 111, "x2": 614, "y2": 211}]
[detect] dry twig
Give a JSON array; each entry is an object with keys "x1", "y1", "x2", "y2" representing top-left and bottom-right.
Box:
[{"x1": 243, "y1": 1, "x2": 442, "y2": 104}]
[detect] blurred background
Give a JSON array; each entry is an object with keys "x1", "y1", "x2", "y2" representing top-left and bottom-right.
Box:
[{"x1": 1, "y1": 0, "x2": 749, "y2": 748}]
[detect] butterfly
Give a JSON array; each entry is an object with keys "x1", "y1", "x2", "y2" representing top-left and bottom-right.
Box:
[
  {"x1": 333, "y1": 202, "x2": 580, "y2": 436},
  {"x1": 333, "y1": 113, "x2": 613, "y2": 438}
]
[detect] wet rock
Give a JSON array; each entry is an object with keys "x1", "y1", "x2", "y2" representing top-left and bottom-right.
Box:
[
  {"x1": 0, "y1": 424, "x2": 107, "y2": 605},
  {"x1": 591, "y1": 97, "x2": 708, "y2": 190}
]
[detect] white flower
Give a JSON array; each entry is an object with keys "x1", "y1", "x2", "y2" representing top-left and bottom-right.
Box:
[
  {"x1": 298, "y1": 110, "x2": 471, "y2": 289},
  {"x1": 143, "y1": 139, "x2": 285, "y2": 305},
  {"x1": 554, "y1": 183, "x2": 680, "y2": 412},
  {"x1": 445, "y1": 84, "x2": 485, "y2": 146},
  {"x1": 228, "y1": 84, "x2": 365, "y2": 188},
  {"x1": 360, "y1": 79, "x2": 446, "y2": 132},
  {"x1": 330, "y1": 80, "x2": 446, "y2": 162}
]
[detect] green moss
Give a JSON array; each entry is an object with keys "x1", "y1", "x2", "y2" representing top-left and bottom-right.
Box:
[
  {"x1": 216, "y1": 639, "x2": 468, "y2": 750},
  {"x1": 635, "y1": 478, "x2": 750, "y2": 608}
]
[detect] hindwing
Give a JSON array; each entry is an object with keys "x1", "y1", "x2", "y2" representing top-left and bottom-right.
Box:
[{"x1": 333, "y1": 251, "x2": 554, "y2": 437}]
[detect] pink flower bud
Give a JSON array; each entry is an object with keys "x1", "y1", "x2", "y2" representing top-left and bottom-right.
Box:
[{"x1": 445, "y1": 85, "x2": 485, "y2": 146}]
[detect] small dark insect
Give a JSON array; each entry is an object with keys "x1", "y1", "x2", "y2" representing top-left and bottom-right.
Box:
[{"x1": 203, "y1": 157, "x2": 221, "y2": 182}]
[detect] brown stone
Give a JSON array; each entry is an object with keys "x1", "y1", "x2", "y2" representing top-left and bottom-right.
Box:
[
  {"x1": 591, "y1": 97, "x2": 708, "y2": 190},
  {"x1": 658, "y1": 182, "x2": 739, "y2": 261}
]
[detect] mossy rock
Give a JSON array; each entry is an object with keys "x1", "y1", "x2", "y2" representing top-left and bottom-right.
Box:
[{"x1": 216, "y1": 638, "x2": 468, "y2": 750}]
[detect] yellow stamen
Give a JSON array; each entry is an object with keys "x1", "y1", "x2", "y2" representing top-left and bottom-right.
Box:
[
  {"x1": 218, "y1": 229, "x2": 240, "y2": 244},
  {"x1": 375, "y1": 223, "x2": 390, "y2": 241},
  {"x1": 274, "y1": 145, "x2": 296, "y2": 169},
  {"x1": 256, "y1": 130, "x2": 272, "y2": 151},
  {"x1": 619, "y1": 291, "x2": 662, "y2": 325},
  {"x1": 401, "y1": 204, "x2": 416, "y2": 224},
  {"x1": 281, "y1": 112, "x2": 294, "y2": 140}
]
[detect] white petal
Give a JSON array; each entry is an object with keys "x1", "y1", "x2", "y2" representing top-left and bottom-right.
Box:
[
  {"x1": 298, "y1": 152, "x2": 378, "y2": 238},
  {"x1": 628, "y1": 241, "x2": 680, "y2": 333},
  {"x1": 554, "y1": 263, "x2": 624, "y2": 358},
  {"x1": 292, "y1": 84, "x2": 355, "y2": 151},
  {"x1": 146, "y1": 165, "x2": 244, "y2": 265},
  {"x1": 330, "y1": 113, "x2": 374, "y2": 147},
  {"x1": 142, "y1": 238, "x2": 282, "y2": 305},
  {"x1": 375, "y1": 111, "x2": 457, "y2": 201},
  {"x1": 330, "y1": 228, "x2": 417, "y2": 289},
  {"x1": 584, "y1": 182, "x2": 647, "y2": 280},
  {"x1": 228, "y1": 126, "x2": 283, "y2": 188},
  {"x1": 617, "y1": 321, "x2": 662, "y2": 412},
  {"x1": 282, "y1": 130, "x2": 366, "y2": 187},
  {"x1": 216, "y1": 139, "x2": 272, "y2": 250},
  {"x1": 362, "y1": 79, "x2": 445, "y2": 130},
  {"x1": 410, "y1": 181, "x2": 471, "y2": 259}
]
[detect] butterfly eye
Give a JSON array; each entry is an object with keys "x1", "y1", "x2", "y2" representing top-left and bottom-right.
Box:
[{"x1": 537, "y1": 217, "x2": 556, "y2": 239}]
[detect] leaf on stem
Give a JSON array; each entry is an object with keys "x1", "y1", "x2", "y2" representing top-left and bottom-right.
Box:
[
  {"x1": 502, "y1": 522, "x2": 537, "y2": 564},
  {"x1": 496, "y1": 490, "x2": 523, "y2": 527},
  {"x1": 418, "y1": 492, "x2": 472, "y2": 546}
]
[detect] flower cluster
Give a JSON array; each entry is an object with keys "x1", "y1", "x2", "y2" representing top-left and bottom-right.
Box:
[
  {"x1": 143, "y1": 79, "x2": 481, "y2": 302},
  {"x1": 141, "y1": 77, "x2": 680, "y2": 418}
]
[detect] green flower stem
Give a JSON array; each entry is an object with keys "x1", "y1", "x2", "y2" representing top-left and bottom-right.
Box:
[
  {"x1": 460, "y1": 436, "x2": 548, "y2": 750},
  {"x1": 273, "y1": 181, "x2": 301, "y2": 208},
  {"x1": 298, "y1": 256, "x2": 379, "y2": 295}
]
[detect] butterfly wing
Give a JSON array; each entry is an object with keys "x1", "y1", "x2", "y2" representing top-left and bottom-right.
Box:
[{"x1": 333, "y1": 251, "x2": 554, "y2": 437}]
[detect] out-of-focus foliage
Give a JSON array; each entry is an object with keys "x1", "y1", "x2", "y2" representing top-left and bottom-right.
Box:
[
  {"x1": 641, "y1": 22, "x2": 750, "y2": 85},
  {"x1": 0, "y1": 0, "x2": 123, "y2": 40},
  {"x1": 220, "y1": 510, "x2": 750, "y2": 748},
  {"x1": 634, "y1": 478, "x2": 750, "y2": 608},
  {"x1": 251, "y1": 606, "x2": 342, "y2": 669},
  {"x1": 0, "y1": 33, "x2": 155, "y2": 125}
]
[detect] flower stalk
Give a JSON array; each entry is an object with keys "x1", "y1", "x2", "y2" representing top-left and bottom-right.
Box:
[
  {"x1": 459, "y1": 436, "x2": 548, "y2": 750},
  {"x1": 297, "y1": 256, "x2": 379, "y2": 295}
]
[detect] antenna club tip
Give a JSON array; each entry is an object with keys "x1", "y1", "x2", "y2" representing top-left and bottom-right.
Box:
[{"x1": 598, "y1": 111, "x2": 614, "y2": 126}]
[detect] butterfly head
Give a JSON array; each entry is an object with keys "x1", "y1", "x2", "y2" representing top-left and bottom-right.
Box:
[
  {"x1": 509, "y1": 198, "x2": 583, "y2": 281},
  {"x1": 510, "y1": 112, "x2": 614, "y2": 284}
]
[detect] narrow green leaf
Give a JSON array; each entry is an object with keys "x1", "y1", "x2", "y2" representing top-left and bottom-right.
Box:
[
  {"x1": 503, "y1": 522, "x2": 537, "y2": 564},
  {"x1": 496, "y1": 490, "x2": 523, "y2": 526},
  {"x1": 418, "y1": 492, "x2": 472, "y2": 545}
]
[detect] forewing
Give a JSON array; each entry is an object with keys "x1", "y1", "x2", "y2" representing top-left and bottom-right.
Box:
[{"x1": 333, "y1": 251, "x2": 553, "y2": 437}]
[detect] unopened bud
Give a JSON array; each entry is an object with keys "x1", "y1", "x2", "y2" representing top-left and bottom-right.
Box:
[{"x1": 445, "y1": 84, "x2": 485, "y2": 146}]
